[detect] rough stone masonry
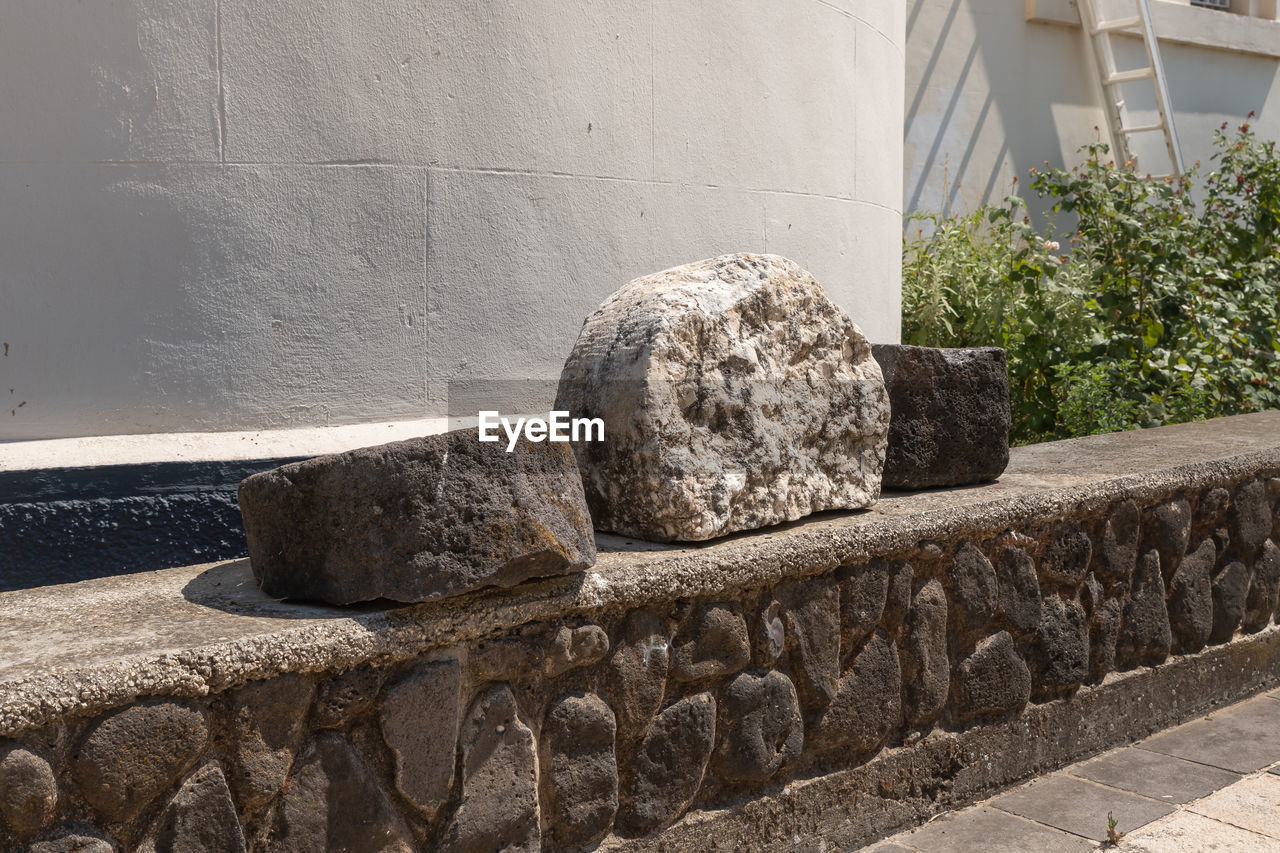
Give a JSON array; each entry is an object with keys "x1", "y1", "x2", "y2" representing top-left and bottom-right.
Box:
[{"x1": 556, "y1": 253, "x2": 891, "y2": 542}]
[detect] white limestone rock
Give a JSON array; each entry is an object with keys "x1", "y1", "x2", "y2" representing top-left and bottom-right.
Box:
[{"x1": 555, "y1": 253, "x2": 889, "y2": 542}]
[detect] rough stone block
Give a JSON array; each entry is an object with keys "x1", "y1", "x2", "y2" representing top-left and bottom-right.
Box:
[
  {"x1": 542, "y1": 693, "x2": 618, "y2": 849},
  {"x1": 28, "y1": 835, "x2": 114, "y2": 853},
  {"x1": 138, "y1": 762, "x2": 245, "y2": 853},
  {"x1": 1168, "y1": 539, "x2": 1216, "y2": 653},
  {"x1": 619, "y1": 692, "x2": 716, "y2": 834},
  {"x1": 379, "y1": 660, "x2": 461, "y2": 820},
  {"x1": 0, "y1": 744, "x2": 57, "y2": 839},
  {"x1": 1210, "y1": 560, "x2": 1250, "y2": 643},
  {"x1": 671, "y1": 603, "x2": 751, "y2": 683},
  {"x1": 775, "y1": 577, "x2": 840, "y2": 708},
  {"x1": 948, "y1": 540, "x2": 999, "y2": 644},
  {"x1": 1027, "y1": 594, "x2": 1089, "y2": 700},
  {"x1": 1038, "y1": 522, "x2": 1092, "y2": 587},
  {"x1": 606, "y1": 610, "x2": 670, "y2": 742},
  {"x1": 837, "y1": 561, "x2": 888, "y2": 655},
  {"x1": 995, "y1": 544, "x2": 1042, "y2": 637},
  {"x1": 72, "y1": 701, "x2": 209, "y2": 823},
  {"x1": 714, "y1": 671, "x2": 803, "y2": 783},
  {"x1": 870, "y1": 344, "x2": 1011, "y2": 489},
  {"x1": 238, "y1": 428, "x2": 596, "y2": 605},
  {"x1": 1082, "y1": 574, "x2": 1123, "y2": 682},
  {"x1": 443, "y1": 685, "x2": 539, "y2": 853},
  {"x1": 954, "y1": 631, "x2": 1031, "y2": 724},
  {"x1": 1243, "y1": 539, "x2": 1280, "y2": 632},
  {"x1": 1092, "y1": 499, "x2": 1140, "y2": 584},
  {"x1": 1144, "y1": 498, "x2": 1192, "y2": 580},
  {"x1": 1116, "y1": 549, "x2": 1173, "y2": 668},
  {"x1": 555, "y1": 253, "x2": 889, "y2": 542},
  {"x1": 810, "y1": 631, "x2": 901, "y2": 754},
  {"x1": 900, "y1": 580, "x2": 949, "y2": 729},
  {"x1": 1234, "y1": 479, "x2": 1273, "y2": 555},
  {"x1": 882, "y1": 559, "x2": 915, "y2": 632},
  {"x1": 544, "y1": 623, "x2": 611, "y2": 678},
  {"x1": 314, "y1": 668, "x2": 383, "y2": 729},
  {"x1": 227, "y1": 674, "x2": 313, "y2": 812}
]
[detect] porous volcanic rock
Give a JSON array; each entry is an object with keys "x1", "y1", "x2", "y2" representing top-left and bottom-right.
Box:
[
  {"x1": 1027, "y1": 595, "x2": 1089, "y2": 700},
  {"x1": 1116, "y1": 549, "x2": 1172, "y2": 668},
  {"x1": 900, "y1": 580, "x2": 949, "y2": 729},
  {"x1": 619, "y1": 693, "x2": 716, "y2": 834},
  {"x1": 227, "y1": 674, "x2": 313, "y2": 812},
  {"x1": 379, "y1": 659, "x2": 461, "y2": 820},
  {"x1": 775, "y1": 577, "x2": 840, "y2": 708},
  {"x1": 238, "y1": 428, "x2": 596, "y2": 604},
  {"x1": 137, "y1": 762, "x2": 245, "y2": 853},
  {"x1": 671, "y1": 603, "x2": 750, "y2": 683},
  {"x1": 606, "y1": 610, "x2": 670, "y2": 742},
  {"x1": 1144, "y1": 498, "x2": 1192, "y2": 579},
  {"x1": 1168, "y1": 539, "x2": 1216, "y2": 653},
  {"x1": 953, "y1": 631, "x2": 1031, "y2": 723},
  {"x1": 948, "y1": 540, "x2": 999, "y2": 644},
  {"x1": 1243, "y1": 539, "x2": 1280, "y2": 632},
  {"x1": 995, "y1": 544, "x2": 1041, "y2": 637},
  {"x1": 714, "y1": 671, "x2": 803, "y2": 783},
  {"x1": 1211, "y1": 560, "x2": 1250, "y2": 643},
  {"x1": 554, "y1": 253, "x2": 889, "y2": 542},
  {"x1": 837, "y1": 561, "x2": 888, "y2": 654},
  {"x1": 1234, "y1": 479, "x2": 1273, "y2": 555},
  {"x1": 870, "y1": 344, "x2": 1010, "y2": 488},
  {"x1": 0, "y1": 744, "x2": 57, "y2": 838},
  {"x1": 810, "y1": 631, "x2": 901, "y2": 754},
  {"x1": 1091, "y1": 499, "x2": 1140, "y2": 584},
  {"x1": 542, "y1": 693, "x2": 618, "y2": 849}
]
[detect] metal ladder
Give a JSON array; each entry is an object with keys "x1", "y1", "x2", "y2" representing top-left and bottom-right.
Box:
[{"x1": 1077, "y1": 0, "x2": 1184, "y2": 178}]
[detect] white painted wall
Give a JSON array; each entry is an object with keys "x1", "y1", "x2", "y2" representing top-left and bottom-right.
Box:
[
  {"x1": 907, "y1": 0, "x2": 1280, "y2": 220},
  {"x1": 0, "y1": 1, "x2": 906, "y2": 443}
]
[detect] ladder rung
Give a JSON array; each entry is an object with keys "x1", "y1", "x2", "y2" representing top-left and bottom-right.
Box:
[
  {"x1": 1106, "y1": 67, "x2": 1155, "y2": 85},
  {"x1": 1093, "y1": 16, "x2": 1142, "y2": 33},
  {"x1": 1122, "y1": 122, "x2": 1166, "y2": 134}
]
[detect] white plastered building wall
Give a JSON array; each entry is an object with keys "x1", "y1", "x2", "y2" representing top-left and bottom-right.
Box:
[{"x1": 0, "y1": 1, "x2": 907, "y2": 464}]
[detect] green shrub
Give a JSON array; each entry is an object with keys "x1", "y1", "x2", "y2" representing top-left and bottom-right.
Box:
[{"x1": 902, "y1": 122, "x2": 1280, "y2": 445}]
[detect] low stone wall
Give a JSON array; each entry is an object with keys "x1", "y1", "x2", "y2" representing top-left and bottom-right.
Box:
[{"x1": 1, "y1": 414, "x2": 1278, "y2": 852}]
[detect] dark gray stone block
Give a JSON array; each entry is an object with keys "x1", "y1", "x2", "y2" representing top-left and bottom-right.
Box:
[
  {"x1": 1038, "y1": 522, "x2": 1092, "y2": 587},
  {"x1": 1116, "y1": 549, "x2": 1172, "y2": 668},
  {"x1": 1243, "y1": 538, "x2": 1280, "y2": 632},
  {"x1": 810, "y1": 631, "x2": 901, "y2": 754},
  {"x1": 227, "y1": 674, "x2": 313, "y2": 812},
  {"x1": 542, "y1": 693, "x2": 618, "y2": 849},
  {"x1": 775, "y1": 577, "x2": 840, "y2": 708},
  {"x1": 313, "y1": 667, "x2": 383, "y2": 729},
  {"x1": 954, "y1": 631, "x2": 1031, "y2": 723},
  {"x1": 1091, "y1": 499, "x2": 1140, "y2": 584},
  {"x1": 714, "y1": 670, "x2": 803, "y2": 783},
  {"x1": 0, "y1": 744, "x2": 57, "y2": 839},
  {"x1": 1027, "y1": 594, "x2": 1089, "y2": 700},
  {"x1": 1168, "y1": 539, "x2": 1216, "y2": 653},
  {"x1": 238, "y1": 428, "x2": 596, "y2": 605},
  {"x1": 900, "y1": 580, "x2": 948, "y2": 729},
  {"x1": 378, "y1": 660, "x2": 460, "y2": 820},
  {"x1": 996, "y1": 544, "x2": 1041, "y2": 636},
  {"x1": 619, "y1": 692, "x2": 716, "y2": 834},
  {"x1": 1211, "y1": 560, "x2": 1250, "y2": 643},
  {"x1": 837, "y1": 561, "x2": 888, "y2": 657},
  {"x1": 871, "y1": 344, "x2": 1011, "y2": 489},
  {"x1": 1144, "y1": 497, "x2": 1191, "y2": 580},
  {"x1": 1082, "y1": 574, "x2": 1122, "y2": 682},
  {"x1": 948, "y1": 540, "x2": 998, "y2": 644},
  {"x1": 606, "y1": 610, "x2": 670, "y2": 742},
  {"x1": 671, "y1": 603, "x2": 750, "y2": 683},
  {"x1": 138, "y1": 762, "x2": 245, "y2": 853},
  {"x1": 1233, "y1": 479, "x2": 1272, "y2": 555}
]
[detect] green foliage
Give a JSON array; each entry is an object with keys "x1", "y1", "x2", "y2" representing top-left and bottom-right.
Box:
[{"x1": 903, "y1": 122, "x2": 1280, "y2": 444}]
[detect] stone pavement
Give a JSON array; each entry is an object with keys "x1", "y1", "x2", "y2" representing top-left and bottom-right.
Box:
[{"x1": 872, "y1": 689, "x2": 1280, "y2": 852}]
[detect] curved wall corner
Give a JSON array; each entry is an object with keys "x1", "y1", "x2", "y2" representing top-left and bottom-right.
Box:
[{"x1": 0, "y1": 1, "x2": 906, "y2": 441}]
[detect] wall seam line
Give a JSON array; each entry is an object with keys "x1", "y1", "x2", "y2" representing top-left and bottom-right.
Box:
[{"x1": 215, "y1": 0, "x2": 226, "y2": 163}]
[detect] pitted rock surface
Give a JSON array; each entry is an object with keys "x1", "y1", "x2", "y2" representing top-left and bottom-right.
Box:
[
  {"x1": 1145, "y1": 498, "x2": 1192, "y2": 579},
  {"x1": 882, "y1": 559, "x2": 914, "y2": 632},
  {"x1": 227, "y1": 674, "x2": 313, "y2": 812},
  {"x1": 948, "y1": 540, "x2": 998, "y2": 643},
  {"x1": 995, "y1": 544, "x2": 1041, "y2": 637},
  {"x1": 1234, "y1": 479, "x2": 1273, "y2": 554},
  {"x1": 544, "y1": 624, "x2": 611, "y2": 677},
  {"x1": 0, "y1": 744, "x2": 56, "y2": 838},
  {"x1": 900, "y1": 580, "x2": 949, "y2": 728},
  {"x1": 1116, "y1": 549, "x2": 1173, "y2": 668},
  {"x1": 1038, "y1": 522, "x2": 1092, "y2": 587},
  {"x1": 270, "y1": 733, "x2": 412, "y2": 852},
  {"x1": 1027, "y1": 595, "x2": 1089, "y2": 699},
  {"x1": 471, "y1": 628, "x2": 546, "y2": 682},
  {"x1": 810, "y1": 631, "x2": 901, "y2": 754},
  {"x1": 954, "y1": 631, "x2": 1031, "y2": 723},
  {"x1": 1211, "y1": 560, "x2": 1251, "y2": 643},
  {"x1": 138, "y1": 762, "x2": 245, "y2": 853},
  {"x1": 607, "y1": 610, "x2": 670, "y2": 741},
  {"x1": 542, "y1": 693, "x2": 618, "y2": 849},
  {"x1": 775, "y1": 578, "x2": 840, "y2": 707},
  {"x1": 671, "y1": 603, "x2": 750, "y2": 683},
  {"x1": 555, "y1": 253, "x2": 889, "y2": 542},
  {"x1": 72, "y1": 701, "x2": 209, "y2": 823},
  {"x1": 379, "y1": 659, "x2": 460, "y2": 820},
  {"x1": 1244, "y1": 539, "x2": 1280, "y2": 632},
  {"x1": 838, "y1": 562, "x2": 888, "y2": 654},
  {"x1": 871, "y1": 344, "x2": 1010, "y2": 488},
  {"x1": 1083, "y1": 575, "x2": 1123, "y2": 682},
  {"x1": 443, "y1": 685, "x2": 539, "y2": 853},
  {"x1": 1092, "y1": 499, "x2": 1140, "y2": 583},
  {"x1": 238, "y1": 428, "x2": 596, "y2": 604},
  {"x1": 715, "y1": 670, "x2": 803, "y2": 783},
  {"x1": 314, "y1": 668, "x2": 383, "y2": 729},
  {"x1": 619, "y1": 693, "x2": 716, "y2": 834},
  {"x1": 28, "y1": 835, "x2": 114, "y2": 853},
  {"x1": 1169, "y1": 539, "x2": 1216, "y2": 653}
]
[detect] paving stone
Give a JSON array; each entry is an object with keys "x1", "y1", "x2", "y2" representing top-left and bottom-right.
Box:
[
  {"x1": 1188, "y1": 773, "x2": 1280, "y2": 840},
  {"x1": 1234, "y1": 478, "x2": 1273, "y2": 555},
  {"x1": 871, "y1": 344, "x2": 1010, "y2": 488},
  {"x1": 1139, "y1": 695, "x2": 1280, "y2": 773},
  {"x1": 896, "y1": 806, "x2": 1095, "y2": 853},
  {"x1": 544, "y1": 623, "x2": 611, "y2": 677},
  {"x1": 313, "y1": 666, "x2": 383, "y2": 729},
  {"x1": 1168, "y1": 538, "x2": 1216, "y2": 653},
  {"x1": 947, "y1": 540, "x2": 998, "y2": 643},
  {"x1": 1244, "y1": 539, "x2": 1280, "y2": 632},
  {"x1": 953, "y1": 630, "x2": 1031, "y2": 724},
  {"x1": 269, "y1": 733, "x2": 413, "y2": 852},
  {"x1": 72, "y1": 701, "x2": 209, "y2": 823},
  {"x1": 1070, "y1": 747, "x2": 1240, "y2": 804},
  {"x1": 607, "y1": 609, "x2": 670, "y2": 741},
  {"x1": 810, "y1": 631, "x2": 901, "y2": 753},
  {"x1": 991, "y1": 774, "x2": 1173, "y2": 842},
  {"x1": 227, "y1": 674, "x2": 313, "y2": 812},
  {"x1": 442, "y1": 685, "x2": 539, "y2": 853},
  {"x1": 1026, "y1": 594, "x2": 1089, "y2": 700},
  {"x1": 1115, "y1": 549, "x2": 1171, "y2": 669},
  {"x1": 900, "y1": 579, "x2": 949, "y2": 729},
  {"x1": 995, "y1": 544, "x2": 1041, "y2": 637},
  {"x1": 542, "y1": 693, "x2": 618, "y2": 849},
  {"x1": 837, "y1": 561, "x2": 888, "y2": 654},
  {"x1": 1117, "y1": 810, "x2": 1278, "y2": 853},
  {"x1": 1144, "y1": 497, "x2": 1192, "y2": 578},
  {"x1": 1092, "y1": 499, "x2": 1140, "y2": 584},
  {"x1": 1038, "y1": 522, "x2": 1092, "y2": 587},
  {"x1": 239, "y1": 428, "x2": 596, "y2": 604},
  {"x1": 1211, "y1": 559, "x2": 1251, "y2": 643},
  {"x1": 378, "y1": 659, "x2": 460, "y2": 820},
  {"x1": 137, "y1": 762, "x2": 246, "y2": 853},
  {"x1": 618, "y1": 692, "x2": 716, "y2": 834},
  {"x1": 555, "y1": 253, "x2": 890, "y2": 541},
  {"x1": 0, "y1": 743, "x2": 57, "y2": 838},
  {"x1": 775, "y1": 577, "x2": 840, "y2": 707},
  {"x1": 671, "y1": 603, "x2": 750, "y2": 683},
  {"x1": 714, "y1": 670, "x2": 803, "y2": 783}
]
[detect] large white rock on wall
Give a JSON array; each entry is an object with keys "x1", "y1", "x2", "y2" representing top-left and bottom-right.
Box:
[{"x1": 555, "y1": 253, "x2": 889, "y2": 542}]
